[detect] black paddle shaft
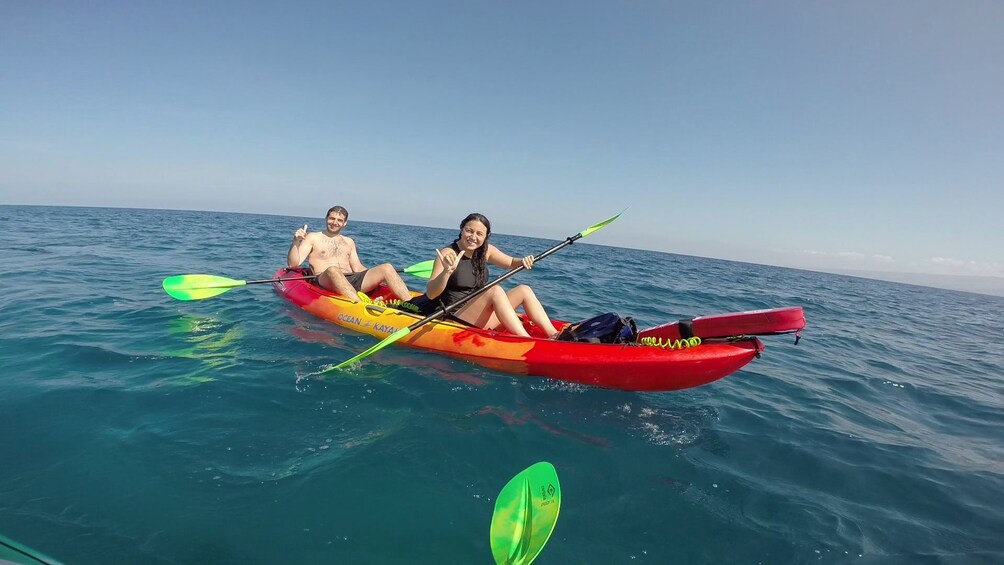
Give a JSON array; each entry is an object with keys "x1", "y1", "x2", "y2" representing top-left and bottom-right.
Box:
[
  {"x1": 405, "y1": 233, "x2": 582, "y2": 332},
  {"x1": 251, "y1": 274, "x2": 318, "y2": 285}
]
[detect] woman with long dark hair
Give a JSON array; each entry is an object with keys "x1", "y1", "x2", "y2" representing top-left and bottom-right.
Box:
[{"x1": 425, "y1": 213, "x2": 559, "y2": 338}]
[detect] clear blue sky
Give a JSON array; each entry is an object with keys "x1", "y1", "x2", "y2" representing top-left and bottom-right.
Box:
[{"x1": 2, "y1": 1, "x2": 1001, "y2": 279}]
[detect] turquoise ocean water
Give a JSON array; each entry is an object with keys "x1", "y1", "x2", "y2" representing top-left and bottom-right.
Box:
[{"x1": 1, "y1": 205, "x2": 1002, "y2": 564}]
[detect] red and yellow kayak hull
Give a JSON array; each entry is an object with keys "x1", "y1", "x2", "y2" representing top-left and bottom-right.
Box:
[{"x1": 273, "y1": 268, "x2": 763, "y2": 392}]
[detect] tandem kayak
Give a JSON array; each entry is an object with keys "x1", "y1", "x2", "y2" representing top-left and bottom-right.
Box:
[{"x1": 273, "y1": 268, "x2": 804, "y2": 392}]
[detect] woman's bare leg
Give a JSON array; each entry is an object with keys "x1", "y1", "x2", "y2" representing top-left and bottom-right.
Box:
[
  {"x1": 506, "y1": 285, "x2": 559, "y2": 337},
  {"x1": 456, "y1": 286, "x2": 530, "y2": 337}
]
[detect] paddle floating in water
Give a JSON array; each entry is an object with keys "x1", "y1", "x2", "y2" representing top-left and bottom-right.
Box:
[
  {"x1": 161, "y1": 260, "x2": 435, "y2": 301},
  {"x1": 490, "y1": 462, "x2": 561, "y2": 565},
  {"x1": 322, "y1": 210, "x2": 624, "y2": 372}
]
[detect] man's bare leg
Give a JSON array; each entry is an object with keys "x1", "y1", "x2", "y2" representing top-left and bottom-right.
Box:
[
  {"x1": 360, "y1": 263, "x2": 412, "y2": 301},
  {"x1": 318, "y1": 268, "x2": 360, "y2": 302}
]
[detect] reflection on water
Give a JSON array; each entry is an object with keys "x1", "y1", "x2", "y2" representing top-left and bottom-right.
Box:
[
  {"x1": 158, "y1": 314, "x2": 244, "y2": 384},
  {"x1": 472, "y1": 405, "x2": 610, "y2": 447}
]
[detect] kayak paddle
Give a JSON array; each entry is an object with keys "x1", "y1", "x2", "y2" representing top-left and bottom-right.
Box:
[
  {"x1": 322, "y1": 211, "x2": 623, "y2": 372},
  {"x1": 162, "y1": 260, "x2": 435, "y2": 301},
  {"x1": 490, "y1": 462, "x2": 561, "y2": 565}
]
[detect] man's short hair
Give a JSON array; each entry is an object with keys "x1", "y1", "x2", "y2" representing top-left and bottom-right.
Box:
[{"x1": 326, "y1": 206, "x2": 348, "y2": 219}]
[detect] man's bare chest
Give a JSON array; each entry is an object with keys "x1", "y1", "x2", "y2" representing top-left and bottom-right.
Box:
[{"x1": 314, "y1": 236, "x2": 349, "y2": 260}]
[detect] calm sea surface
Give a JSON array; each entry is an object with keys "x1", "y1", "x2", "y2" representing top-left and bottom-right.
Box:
[{"x1": 1, "y1": 205, "x2": 1002, "y2": 564}]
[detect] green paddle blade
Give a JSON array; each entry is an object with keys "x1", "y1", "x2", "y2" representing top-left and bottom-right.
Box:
[
  {"x1": 401, "y1": 259, "x2": 435, "y2": 278},
  {"x1": 490, "y1": 462, "x2": 561, "y2": 565},
  {"x1": 579, "y1": 209, "x2": 624, "y2": 238},
  {"x1": 162, "y1": 274, "x2": 247, "y2": 301}
]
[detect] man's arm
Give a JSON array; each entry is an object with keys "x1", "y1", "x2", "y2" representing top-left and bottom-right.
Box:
[
  {"x1": 347, "y1": 238, "x2": 366, "y2": 272},
  {"x1": 288, "y1": 226, "x2": 312, "y2": 267}
]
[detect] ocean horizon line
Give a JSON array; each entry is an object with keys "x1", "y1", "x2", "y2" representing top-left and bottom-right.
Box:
[{"x1": 6, "y1": 203, "x2": 1003, "y2": 299}]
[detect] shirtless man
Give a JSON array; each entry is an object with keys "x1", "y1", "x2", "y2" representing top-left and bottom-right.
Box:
[{"x1": 287, "y1": 206, "x2": 411, "y2": 302}]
